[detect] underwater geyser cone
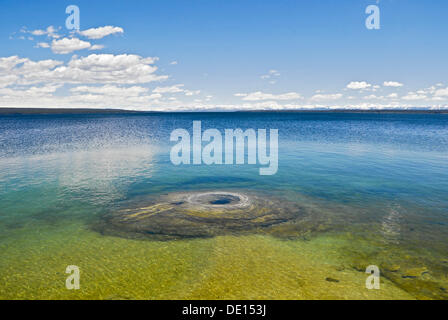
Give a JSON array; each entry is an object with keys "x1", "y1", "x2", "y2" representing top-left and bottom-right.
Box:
[{"x1": 95, "y1": 191, "x2": 306, "y2": 240}]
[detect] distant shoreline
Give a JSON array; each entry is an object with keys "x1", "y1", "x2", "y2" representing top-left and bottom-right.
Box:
[{"x1": 0, "y1": 107, "x2": 448, "y2": 115}]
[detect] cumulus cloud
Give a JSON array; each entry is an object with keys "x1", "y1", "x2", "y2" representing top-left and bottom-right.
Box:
[
  {"x1": 0, "y1": 84, "x2": 62, "y2": 98},
  {"x1": 1, "y1": 42, "x2": 446, "y2": 111},
  {"x1": 261, "y1": 69, "x2": 280, "y2": 79},
  {"x1": 35, "y1": 42, "x2": 50, "y2": 48},
  {"x1": 383, "y1": 81, "x2": 404, "y2": 87},
  {"x1": 79, "y1": 26, "x2": 124, "y2": 39},
  {"x1": 89, "y1": 44, "x2": 105, "y2": 51},
  {"x1": 434, "y1": 87, "x2": 448, "y2": 97},
  {"x1": 363, "y1": 94, "x2": 384, "y2": 100},
  {"x1": 0, "y1": 56, "x2": 27, "y2": 70},
  {"x1": 153, "y1": 84, "x2": 185, "y2": 94},
  {"x1": 260, "y1": 69, "x2": 280, "y2": 83},
  {"x1": 26, "y1": 26, "x2": 60, "y2": 39},
  {"x1": 402, "y1": 93, "x2": 427, "y2": 101},
  {"x1": 68, "y1": 85, "x2": 161, "y2": 107},
  {"x1": 346, "y1": 81, "x2": 372, "y2": 90},
  {"x1": 185, "y1": 90, "x2": 200, "y2": 96},
  {"x1": 30, "y1": 30, "x2": 46, "y2": 36},
  {"x1": 1, "y1": 85, "x2": 447, "y2": 112},
  {"x1": 0, "y1": 54, "x2": 167, "y2": 85},
  {"x1": 0, "y1": 87, "x2": 161, "y2": 110},
  {"x1": 70, "y1": 85, "x2": 149, "y2": 96},
  {"x1": 235, "y1": 91, "x2": 302, "y2": 101},
  {"x1": 51, "y1": 38, "x2": 91, "y2": 54},
  {"x1": 152, "y1": 84, "x2": 201, "y2": 97},
  {"x1": 310, "y1": 93, "x2": 343, "y2": 101}
]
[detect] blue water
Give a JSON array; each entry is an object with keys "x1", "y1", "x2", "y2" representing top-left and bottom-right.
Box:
[{"x1": 1, "y1": 112, "x2": 448, "y2": 299}]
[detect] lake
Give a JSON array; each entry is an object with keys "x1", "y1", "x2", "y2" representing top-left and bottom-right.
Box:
[{"x1": 0, "y1": 112, "x2": 447, "y2": 299}]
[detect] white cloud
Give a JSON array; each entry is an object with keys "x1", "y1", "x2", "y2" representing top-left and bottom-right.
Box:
[
  {"x1": 70, "y1": 85, "x2": 149, "y2": 96},
  {"x1": 434, "y1": 87, "x2": 448, "y2": 97},
  {"x1": 0, "y1": 54, "x2": 167, "y2": 85},
  {"x1": 67, "y1": 85, "x2": 162, "y2": 107},
  {"x1": 185, "y1": 90, "x2": 200, "y2": 96},
  {"x1": 35, "y1": 42, "x2": 50, "y2": 48},
  {"x1": 235, "y1": 91, "x2": 302, "y2": 101},
  {"x1": 151, "y1": 84, "x2": 201, "y2": 96},
  {"x1": 2, "y1": 85, "x2": 448, "y2": 112},
  {"x1": 260, "y1": 69, "x2": 280, "y2": 81},
  {"x1": 79, "y1": 26, "x2": 124, "y2": 39},
  {"x1": 383, "y1": 81, "x2": 404, "y2": 87},
  {"x1": 412, "y1": 85, "x2": 437, "y2": 95},
  {"x1": 310, "y1": 93, "x2": 343, "y2": 101},
  {"x1": 30, "y1": 29, "x2": 46, "y2": 36},
  {"x1": 65, "y1": 54, "x2": 166, "y2": 84},
  {"x1": 12, "y1": 58, "x2": 63, "y2": 76},
  {"x1": 402, "y1": 93, "x2": 427, "y2": 101},
  {"x1": 51, "y1": 38, "x2": 91, "y2": 54},
  {"x1": 89, "y1": 44, "x2": 105, "y2": 51},
  {"x1": 0, "y1": 84, "x2": 61, "y2": 98},
  {"x1": 0, "y1": 75, "x2": 19, "y2": 88},
  {"x1": 27, "y1": 26, "x2": 60, "y2": 39},
  {"x1": 153, "y1": 84, "x2": 185, "y2": 94},
  {"x1": 363, "y1": 94, "x2": 384, "y2": 100},
  {"x1": 346, "y1": 81, "x2": 372, "y2": 90},
  {"x1": 170, "y1": 61, "x2": 178, "y2": 65}
]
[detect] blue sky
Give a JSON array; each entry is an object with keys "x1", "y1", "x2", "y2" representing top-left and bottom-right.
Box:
[{"x1": 0, "y1": 0, "x2": 447, "y2": 110}]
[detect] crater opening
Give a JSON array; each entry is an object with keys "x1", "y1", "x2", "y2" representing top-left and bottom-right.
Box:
[
  {"x1": 203, "y1": 194, "x2": 241, "y2": 206},
  {"x1": 187, "y1": 192, "x2": 249, "y2": 209},
  {"x1": 210, "y1": 198, "x2": 232, "y2": 205}
]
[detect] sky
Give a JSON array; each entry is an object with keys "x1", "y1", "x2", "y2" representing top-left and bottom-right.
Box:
[{"x1": 0, "y1": 0, "x2": 447, "y2": 111}]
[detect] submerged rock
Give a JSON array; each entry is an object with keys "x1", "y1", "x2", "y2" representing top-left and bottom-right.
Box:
[
  {"x1": 402, "y1": 267, "x2": 429, "y2": 278},
  {"x1": 95, "y1": 191, "x2": 308, "y2": 240},
  {"x1": 385, "y1": 264, "x2": 401, "y2": 272}
]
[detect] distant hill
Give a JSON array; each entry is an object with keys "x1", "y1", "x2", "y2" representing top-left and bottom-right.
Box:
[
  {"x1": 0, "y1": 108, "x2": 144, "y2": 115},
  {"x1": 0, "y1": 107, "x2": 447, "y2": 115},
  {"x1": 240, "y1": 109, "x2": 448, "y2": 114}
]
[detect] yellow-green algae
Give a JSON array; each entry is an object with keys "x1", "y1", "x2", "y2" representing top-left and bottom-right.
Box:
[
  {"x1": 1, "y1": 191, "x2": 447, "y2": 300},
  {"x1": 0, "y1": 218, "x2": 432, "y2": 300}
]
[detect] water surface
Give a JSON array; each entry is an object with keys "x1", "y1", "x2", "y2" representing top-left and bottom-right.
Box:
[{"x1": 1, "y1": 112, "x2": 447, "y2": 299}]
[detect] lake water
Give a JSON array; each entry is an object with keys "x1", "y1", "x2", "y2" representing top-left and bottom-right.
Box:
[{"x1": 0, "y1": 112, "x2": 447, "y2": 299}]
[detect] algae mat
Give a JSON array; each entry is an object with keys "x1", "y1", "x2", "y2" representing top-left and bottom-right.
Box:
[{"x1": 0, "y1": 220, "x2": 417, "y2": 300}]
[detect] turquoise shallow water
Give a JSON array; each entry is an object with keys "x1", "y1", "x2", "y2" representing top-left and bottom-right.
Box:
[{"x1": 0, "y1": 112, "x2": 447, "y2": 299}]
